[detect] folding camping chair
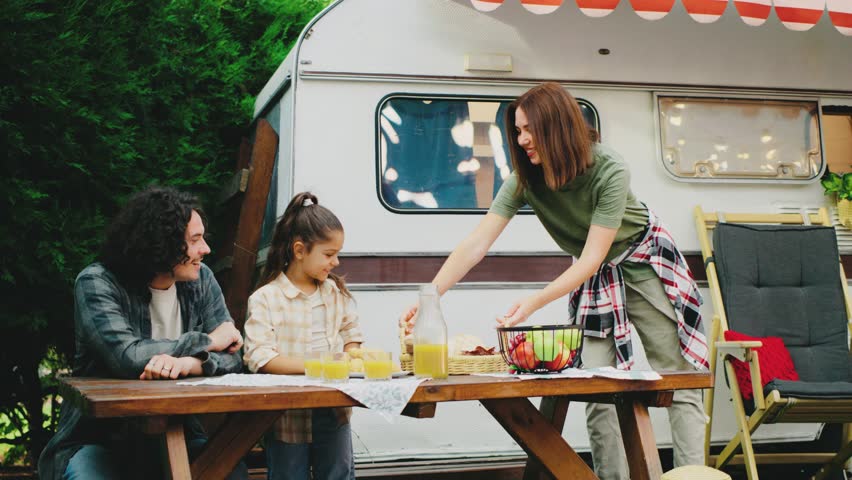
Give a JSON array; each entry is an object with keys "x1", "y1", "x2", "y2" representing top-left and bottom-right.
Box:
[{"x1": 695, "y1": 206, "x2": 852, "y2": 480}]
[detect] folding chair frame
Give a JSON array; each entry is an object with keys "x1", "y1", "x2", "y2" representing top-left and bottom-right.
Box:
[{"x1": 694, "y1": 206, "x2": 852, "y2": 480}]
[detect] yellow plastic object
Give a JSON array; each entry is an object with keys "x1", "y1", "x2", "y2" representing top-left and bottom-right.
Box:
[
  {"x1": 661, "y1": 466, "x2": 731, "y2": 480},
  {"x1": 838, "y1": 199, "x2": 852, "y2": 228}
]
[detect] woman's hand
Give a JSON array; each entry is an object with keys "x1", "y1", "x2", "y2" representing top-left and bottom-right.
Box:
[
  {"x1": 498, "y1": 296, "x2": 540, "y2": 327},
  {"x1": 398, "y1": 303, "x2": 418, "y2": 335},
  {"x1": 497, "y1": 226, "x2": 619, "y2": 328},
  {"x1": 140, "y1": 354, "x2": 199, "y2": 380}
]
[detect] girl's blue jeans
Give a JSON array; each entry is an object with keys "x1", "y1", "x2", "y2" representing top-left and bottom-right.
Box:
[{"x1": 265, "y1": 408, "x2": 355, "y2": 480}]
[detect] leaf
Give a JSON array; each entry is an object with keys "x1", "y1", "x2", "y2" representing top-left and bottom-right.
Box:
[
  {"x1": 841, "y1": 174, "x2": 852, "y2": 200},
  {"x1": 821, "y1": 179, "x2": 839, "y2": 194},
  {"x1": 821, "y1": 173, "x2": 842, "y2": 195}
]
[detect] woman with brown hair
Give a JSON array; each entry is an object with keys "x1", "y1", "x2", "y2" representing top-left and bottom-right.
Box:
[{"x1": 400, "y1": 82, "x2": 708, "y2": 479}]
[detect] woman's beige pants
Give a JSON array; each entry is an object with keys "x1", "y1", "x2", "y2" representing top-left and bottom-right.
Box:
[{"x1": 581, "y1": 277, "x2": 706, "y2": 480}]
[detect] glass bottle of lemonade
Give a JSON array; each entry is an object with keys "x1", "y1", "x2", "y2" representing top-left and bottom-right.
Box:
[{"x1": 412, "y1": 283, "x2": 448, "y2": 379}]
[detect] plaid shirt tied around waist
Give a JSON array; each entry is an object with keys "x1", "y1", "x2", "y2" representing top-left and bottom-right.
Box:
[{"x1": 568, "y1": 209, "x2": 709, "y2": 371}]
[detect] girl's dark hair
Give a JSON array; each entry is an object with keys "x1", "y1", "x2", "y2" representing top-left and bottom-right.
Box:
[
  {"x1": 100, "y1": 186, "x2": 203, "y2": 293},
  {"x1": 506, "y1": 82, "x2": 599, "y2": 191},
  {"x1": 258, "y1": 192, "x2": 350, "y2": 297}
]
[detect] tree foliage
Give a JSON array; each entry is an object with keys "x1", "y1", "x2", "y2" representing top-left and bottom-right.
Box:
[{"x1": 0, "y1": 0, "x2": 327, "y2": 466}]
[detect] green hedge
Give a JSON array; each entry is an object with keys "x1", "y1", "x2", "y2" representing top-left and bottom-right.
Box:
[{"x1": 0, "y1": 0, "x2": 327, "y2": 466}]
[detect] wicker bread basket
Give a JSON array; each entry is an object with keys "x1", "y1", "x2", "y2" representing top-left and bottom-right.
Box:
[{"x1": 398, "y1": 327, "x2": 507, "y2": 375}]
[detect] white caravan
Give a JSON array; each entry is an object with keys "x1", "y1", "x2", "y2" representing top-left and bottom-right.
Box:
[{"x1": 248, "y1": 0, "x2": 852, "y2": 474}]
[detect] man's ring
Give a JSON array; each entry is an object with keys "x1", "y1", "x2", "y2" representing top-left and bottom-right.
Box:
[{"x1": 162, "y1": 366, "x2": 170, "y2": 371}]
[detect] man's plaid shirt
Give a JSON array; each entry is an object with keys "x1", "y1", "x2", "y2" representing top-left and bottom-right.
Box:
[{"x1": 38, "y1": 262, "x2": 243, "y2": 480}]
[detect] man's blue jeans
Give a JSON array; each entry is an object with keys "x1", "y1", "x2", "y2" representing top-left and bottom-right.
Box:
[
  {"x1": 63, "y1": 444, "x2": 119, "y2": 480},
  {"x1": 64, "y1": 439, "x2": 249, "y2": 479},
  {"x1": 265, "y1": 408, "x2": 355, "y2": 480}
]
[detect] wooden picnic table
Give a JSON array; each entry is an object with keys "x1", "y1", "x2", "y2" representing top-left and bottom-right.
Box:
[{"x1": 60, "y1": 371, "x2": 711, "y2": 480}]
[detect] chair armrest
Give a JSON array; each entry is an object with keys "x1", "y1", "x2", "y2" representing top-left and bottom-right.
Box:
[
  {"x1": 715, "y1": 340, "x2": 762, "y2": 361},
  {"x1": 716, "y1": 340, "x2": 767, "y2": 409}
]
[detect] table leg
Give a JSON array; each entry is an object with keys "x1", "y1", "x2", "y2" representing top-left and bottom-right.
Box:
[
  {"x1": 615, "y1": 394, "x2": 664, "y2": 480},
  {"x1": 401, "y1": 402, "x2": 437, "y2": 418},
  {"x1": 190, "y1": 411, "x2": 281, "y2": 480},
  {"x1": 164, "y1": 421, "x2": 191, "y2": 480},
  {"x1": 481, "y1": 397, "x2": 596, "y2": 480},
  {"x1": 523, "y1": 396, "x2": 571, "y2": 480}
]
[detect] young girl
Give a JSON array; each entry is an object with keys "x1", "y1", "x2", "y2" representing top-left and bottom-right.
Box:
[
  {"x1": 243, "y1": 192, "x2": 362, "y2": 480},
  {"x1": 399, "y1": 83, "x2": 708, "y2": 480}
]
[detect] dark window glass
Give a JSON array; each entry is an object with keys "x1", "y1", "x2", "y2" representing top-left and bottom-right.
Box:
[{"x1": 378, "y1": 96, "x2": 598, "y2": 211}]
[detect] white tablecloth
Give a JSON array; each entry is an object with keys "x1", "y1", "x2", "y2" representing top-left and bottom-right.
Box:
[
  {"x1": 178, "y1": 367, "x2": 660, "y2": 421},
  {"x1": 178, "y1": 374, "x2": 427, "y2": 422}
]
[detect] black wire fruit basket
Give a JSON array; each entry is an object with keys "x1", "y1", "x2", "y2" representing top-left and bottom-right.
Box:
[{"x1": 496, "y1": 325, "x2": 584, "y2": 374}]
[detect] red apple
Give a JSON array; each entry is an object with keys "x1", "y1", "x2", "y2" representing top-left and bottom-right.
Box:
[
  {"x1": 512, "y1": 340, "x2": 539, "y2": 371},
  {"x1": 507, "y1": 332, "x2": 526, "y2": 353},
  {"x1": 543, "y1": 344, "x2": 576, "y2": 371}
]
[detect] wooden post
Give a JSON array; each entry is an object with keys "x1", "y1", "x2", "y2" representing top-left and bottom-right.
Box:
[
  {"x1": 523, "y1": 396, "x2": 571, "y2": 480},
  {"x1": 481, "y1": 397, "x2": 596, "y2": 480},
  {"x1": 163, "y1": 421, "x2": 191, "y2": 480},
  {"x1": 219, "y1": 119, "x2": 278, "y2": 330},
  {"x1": 614, "y1": 394, "x2": 664, "y2": 480}
]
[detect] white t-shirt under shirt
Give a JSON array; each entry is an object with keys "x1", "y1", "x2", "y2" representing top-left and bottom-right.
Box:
[
  {"x1": 149, "y1": 284, "x2": 182, "y2": 340},
  {"x1": 308, "y1": 288, "x2": 331, "y2": 352}
]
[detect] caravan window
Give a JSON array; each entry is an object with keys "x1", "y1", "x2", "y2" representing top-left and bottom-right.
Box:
[
  {"x1": 823, "y1": 108, "x2": 852, "y2": 174},
  {"x1": 377, "y1": 95, "x2": 599, "y2": 211},
  {"x1": 657, "y1": 96, "x2": 822, "y2": 181}
]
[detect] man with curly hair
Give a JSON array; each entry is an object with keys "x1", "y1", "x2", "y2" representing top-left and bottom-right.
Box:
[{"x1": 39, "y1": 186, "x2": 247, "y2": 480}]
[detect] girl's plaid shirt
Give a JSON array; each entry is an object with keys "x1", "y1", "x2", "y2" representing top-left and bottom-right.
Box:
[{"x1": 244, "y1": 272, "x2": 363, "y2": 442}]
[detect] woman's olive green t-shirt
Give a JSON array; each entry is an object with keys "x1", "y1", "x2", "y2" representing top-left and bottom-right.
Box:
[{"x1": 489, "y1": 143, "x2": 657, "y2": 283}]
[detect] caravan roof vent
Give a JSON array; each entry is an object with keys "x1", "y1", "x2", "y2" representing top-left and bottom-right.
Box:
[{"x1": 464, "y1": 53, "x2": 513, "y2": 72}]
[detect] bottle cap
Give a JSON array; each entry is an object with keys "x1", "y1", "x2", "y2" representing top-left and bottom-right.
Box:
[{"x1": 419, "y1": 283, "x2": 438, "y2": 295}]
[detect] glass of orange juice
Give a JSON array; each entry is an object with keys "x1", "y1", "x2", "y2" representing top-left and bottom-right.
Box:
[
  {"x1": 304, "y1": 352, "x2": 323, "y2": 379},
  {"x1": 321, "y1": 352, "x2": 349, "y2": 383},
  {"x1": 364, "y1": 351, "x2": 393, "y2": 381}
]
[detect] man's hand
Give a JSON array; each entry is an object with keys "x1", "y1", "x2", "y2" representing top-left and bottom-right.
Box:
[
  {"x1": 207, "y1": 321, "x2": 243, "y2": 353},
  {"x1": 140, "y1": 354, "x2": 200, "y2": 380}
]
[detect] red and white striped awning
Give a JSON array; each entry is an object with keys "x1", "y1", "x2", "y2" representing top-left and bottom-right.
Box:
[{"x1": 470, "y1": 0, "x2": 852, "y2": 35}]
